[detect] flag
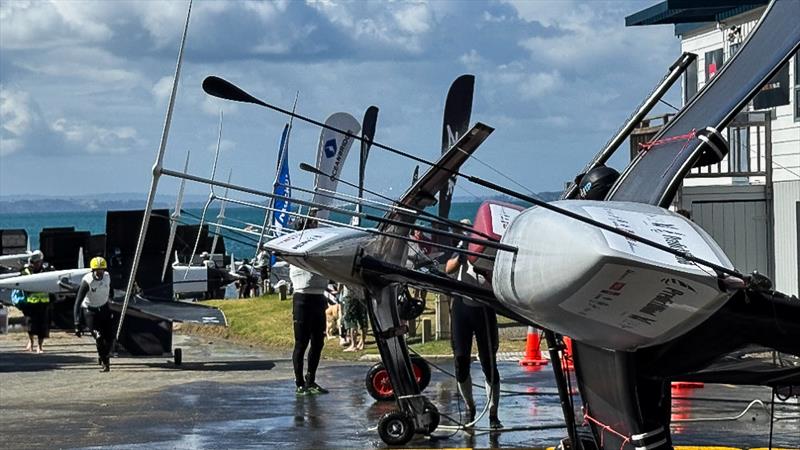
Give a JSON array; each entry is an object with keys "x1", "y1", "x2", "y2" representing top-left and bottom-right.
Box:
[
  {"x1": 312, "y1": 112, "x2": 360, "y2": 220},
  {"x1": 272, "y1": 124, "x2": 291, "y2": 232}
]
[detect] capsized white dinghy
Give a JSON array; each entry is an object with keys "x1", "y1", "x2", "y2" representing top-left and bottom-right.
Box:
[
  {"x1": 263, "y1": 226, "x2": 371, "y2": 285},
  {"x1": 493, "y1": 200, "x2": 735, "y2": 351},
  {"x1": 0, "y1": 268, "x2": 91, "y2": 294}
]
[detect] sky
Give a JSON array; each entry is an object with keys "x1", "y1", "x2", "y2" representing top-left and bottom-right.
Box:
[{"x1": 0, "y1": 0, "x2": 680, "y2": 203}]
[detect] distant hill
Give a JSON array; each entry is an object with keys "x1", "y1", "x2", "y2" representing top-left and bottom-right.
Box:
[
  {"x1": 0, "y1": 190, "x2": 565, "y2": 214},
  {"x1": 0, "y1": 193, "x2": 212, "y2": 214}
]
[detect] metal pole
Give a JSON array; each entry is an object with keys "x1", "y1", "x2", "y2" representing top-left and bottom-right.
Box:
[{"x1": 116, "y1": 0, "x2": 192, "y2": 341}]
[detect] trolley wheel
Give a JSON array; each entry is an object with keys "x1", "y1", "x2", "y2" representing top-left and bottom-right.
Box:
[
  {"x1": 377, "y1": 410, "x2": 414, "y2": 446},
  {"x1": 173, "y1": 347, "x2": 182, "y2": 365},
  {"x1": 410, "y1": 356, "x2": 431, "y2": 392},
  {"x1": 423, "y1": 401, "x2": 440, "y2": 434},
  {"x1": 365, "y1": 358, "x2": 432, "y2": 401},
  {"x1": 366, "y1": 362, "x2": 394, "y2": 401}
]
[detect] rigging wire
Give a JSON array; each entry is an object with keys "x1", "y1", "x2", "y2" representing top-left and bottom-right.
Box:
[{"x1": 659, "y1": 98, "x2": 680, "y2": 112}]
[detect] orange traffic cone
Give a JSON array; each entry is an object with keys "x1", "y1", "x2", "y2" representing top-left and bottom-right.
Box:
[
  {"x1": 520, "y1": 326, "x2": 548, "y2": 367},
  {"x1": 562, "y1": 336, "x2": 575, "y2": 371}
]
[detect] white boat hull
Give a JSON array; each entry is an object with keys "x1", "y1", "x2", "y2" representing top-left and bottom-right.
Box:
[
  {"x1": 264, "y1": 227, "x2": 372, "y2": 285},
  {"x1": 493, "y1": 200, "x2": 735, "y2": 351},
  {"x1": 0, "y1": 268, "x2": 91, "y2": 294}
]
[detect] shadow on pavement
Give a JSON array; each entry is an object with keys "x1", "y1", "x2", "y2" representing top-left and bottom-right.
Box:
[
  {"x1": 119, "y1": 359, "x2": 278, "y2": 372},
  {"x1": 0, "y1": 351, "x2": 94, "y2": 372}
]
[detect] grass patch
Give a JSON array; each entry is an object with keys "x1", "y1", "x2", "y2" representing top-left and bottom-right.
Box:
[{"x1": 182, "y1": 294, "x2": 526, "y2": 361}]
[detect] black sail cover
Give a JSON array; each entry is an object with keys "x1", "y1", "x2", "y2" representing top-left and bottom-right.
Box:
[{"x1": 438, "y1": 75, "x2": 474, "y2": 220}]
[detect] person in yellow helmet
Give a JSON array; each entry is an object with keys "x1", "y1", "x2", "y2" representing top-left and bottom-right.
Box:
[{"x1": 74, "y1": 256, "x2": 115, "y2": 372}]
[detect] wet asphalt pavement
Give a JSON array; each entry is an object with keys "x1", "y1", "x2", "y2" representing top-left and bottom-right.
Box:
[{"x1": 1, "y1": 332, "x2": 798, "y2": 449}]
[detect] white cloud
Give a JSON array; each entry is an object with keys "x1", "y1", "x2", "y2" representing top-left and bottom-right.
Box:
[
  {"x1": 460, "y1": 49, "x2": 483, "y2": 69},
  {"x1": 50, "y1": 1, "x2": 113, "y2": 41},
  {"x1": 481, "y1": 63, "x2": 563, "y2": 100},
  {"x1": 518, "y1": 70, "x2": 562, "y2": 99},
  {"x1": 393, "y1": 3, "x2": 433, "y2": 34},
  {"x1": 306, "y1": 0, "x2": 434, "y2": 54},
  {"x1": 243, "y1": 0, "x2": 288, "y2": 22},
  {"x1": 152, "y1": 76, "x2": 174, "y2": 105},
  {"x1": 1, "y1": 87, "x2": 47, "y2": 156},
  {"x1": 51, "y1": 118, "x2": 140, "y2": 154},
  {"x1": 506, "y1": 0, "x2": 675, "y2": 73},
  {"x1": 0, "y1": 86, "x2": 142, "y2": 157}
]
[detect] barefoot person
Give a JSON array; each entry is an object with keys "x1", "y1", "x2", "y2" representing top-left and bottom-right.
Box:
[
  {"x1": 73, "y1": 257, "x2": 115, "y2": 372},
  {"x1": 341, "y1": 285, "x2": 367, "y2": 352},
  {"x1": 11, "y1": 251, "x2": 50, "y2": 354}
]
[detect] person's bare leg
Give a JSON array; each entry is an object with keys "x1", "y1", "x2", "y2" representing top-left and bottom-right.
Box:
[
  {"x1": 36, "y1": 336, "x2": 44, "y2": 353},
  {"x1": 355, "y1": 328, "x2": 365, "y2": 350},
  {"x1": 25, "y1": 334, "x2": 33, "y2": 352},
  {"x1": 344, "y1": 329, "x2": 357, "y2": 352}
]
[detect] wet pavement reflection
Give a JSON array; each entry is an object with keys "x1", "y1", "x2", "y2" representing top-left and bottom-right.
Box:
[{"x1": 75, "y1": 361, "x2": 798, "y2": 449}]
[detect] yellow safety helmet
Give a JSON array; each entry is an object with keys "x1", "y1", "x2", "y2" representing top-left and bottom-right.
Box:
[{"x1": 90, "y1": 256, "x2": 108, "y2": 270}]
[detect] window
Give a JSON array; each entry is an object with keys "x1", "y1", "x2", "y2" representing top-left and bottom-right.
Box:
[
  {"x1": 729, "y1": 42, "x2": 740, "y2": 58},
  {"x1": 705, "y1": 49, "x2": 724, "y2": 82},
  {"x1": 795, "y1": 50, "x2": 800, "y2": 121},
  {"x1": 684, "y1": 58, "x2": 698, "y2": 104}
]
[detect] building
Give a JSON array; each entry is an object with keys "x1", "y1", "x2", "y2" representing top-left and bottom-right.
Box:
[{"x1": 627, "y1": 1, "x2": 799, "y2": 295}]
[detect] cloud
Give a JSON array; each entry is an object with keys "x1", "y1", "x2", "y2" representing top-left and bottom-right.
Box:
[
  {"x1": 0, "y1": 86, "x2": 142, "y2": 157},
  {"x1": 51, "y1": 118, "x2": 140, "y2": 154},
  {"x1": 506, "y1": 0, "x2": 675, "y2": 76},
  {"x1": 0, "y1": 0, "x2": 681, "y2": 197},
  {"x1": 1, "y1": 87, "x2": 55, "y2": 156},
  {"x1": 459, "y1": 49, "x2": 483, "y2": 69}
]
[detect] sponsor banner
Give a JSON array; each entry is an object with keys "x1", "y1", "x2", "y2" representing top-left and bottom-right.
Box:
[
  {"x1": 439, "y1": 74, "x2": 474, "y2": 221},
  {"x1": 312, "y1": 112, "x2": 360, "y2": 219},
  {"x1": 583, "y1": 206, "x2": 725, "y2": 272},
  {"x1": 272, "y1": 124, "x2": 292, "y2": 233},
  {"x1": 357, "y1": 106, "x2": 379, "y2": 215},
  {"x1": 559, "y1": 263, "x2": 719, "y2": 338}
]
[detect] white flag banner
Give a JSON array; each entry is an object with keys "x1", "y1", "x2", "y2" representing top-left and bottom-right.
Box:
[{"x1": 312, "y1": 112, "x2": 360, "y2": 219}]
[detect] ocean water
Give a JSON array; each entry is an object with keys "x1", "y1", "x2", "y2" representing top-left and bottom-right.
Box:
[{"x1": 0, "y1": 202, "x2": 488, "y2": 258}]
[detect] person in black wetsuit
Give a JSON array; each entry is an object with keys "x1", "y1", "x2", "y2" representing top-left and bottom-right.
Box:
[
  {"x1": 73, "y1": 257, "x2": 114, "y2": 372},
  {"x1": 289, "y1": 217, "x2": 329, "y2": 396},
  {"x1": 445, "y1": 219, "x2": 502, "y2": 429}
]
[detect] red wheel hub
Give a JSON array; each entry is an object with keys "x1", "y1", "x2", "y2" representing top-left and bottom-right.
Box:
[{"x1": 372, "y1": 364, "x2": 424, "y2": 398}]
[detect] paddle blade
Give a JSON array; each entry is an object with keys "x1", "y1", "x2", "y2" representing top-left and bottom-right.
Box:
[{"x1": 203, "y1": 76, "x2": 266, "y2": 107}]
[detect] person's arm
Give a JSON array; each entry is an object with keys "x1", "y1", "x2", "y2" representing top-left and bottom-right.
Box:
[
  {"x1": 445, "y1": 253, "x2": 462, "y2": 274},
  {"x1": 73, "y1": 280, "x2": 89, "y2": 329}
]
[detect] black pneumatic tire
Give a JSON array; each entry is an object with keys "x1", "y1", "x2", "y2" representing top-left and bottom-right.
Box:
[
  {"x1": 377, "y1": 410, "x2": 414, "y2": 446},
  {"x1": 423, "y1": 401, "x2": 440, "y2": 434}
]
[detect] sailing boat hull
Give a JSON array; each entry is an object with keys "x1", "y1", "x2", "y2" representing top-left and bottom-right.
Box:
[{"x1": 493, "y1": 200, "x2": 735, "y2": 350}]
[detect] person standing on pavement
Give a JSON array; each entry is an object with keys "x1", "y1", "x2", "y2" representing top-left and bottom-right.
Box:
[
  {"x1": 289, "y1": 217, "x2": 329, "y2": 396},
  {"x1": 445, "y1": 219, "x2": 502, "y2": 429},
  {"x1": 12, "y1": 250, "x2": 51, "y2": 353},
  {"x1": 73, "y1": 257, "x2": 115, "y2": 372}
]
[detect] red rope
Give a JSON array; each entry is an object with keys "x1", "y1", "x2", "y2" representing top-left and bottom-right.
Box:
[
  {"x1": 638, "y1": 128, "x2": 697, "y2": 152},
  {"x1": 583, "y1": 413, "x2": 631, "y2": 450}
]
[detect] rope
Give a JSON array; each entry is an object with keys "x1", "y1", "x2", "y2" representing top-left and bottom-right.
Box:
[
  {"x1": 583, "y1": 413, "x2": 631, "y2": 450},
  {"x1": 638, "y1": 129, "x2": 697, "y2": 152}
]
